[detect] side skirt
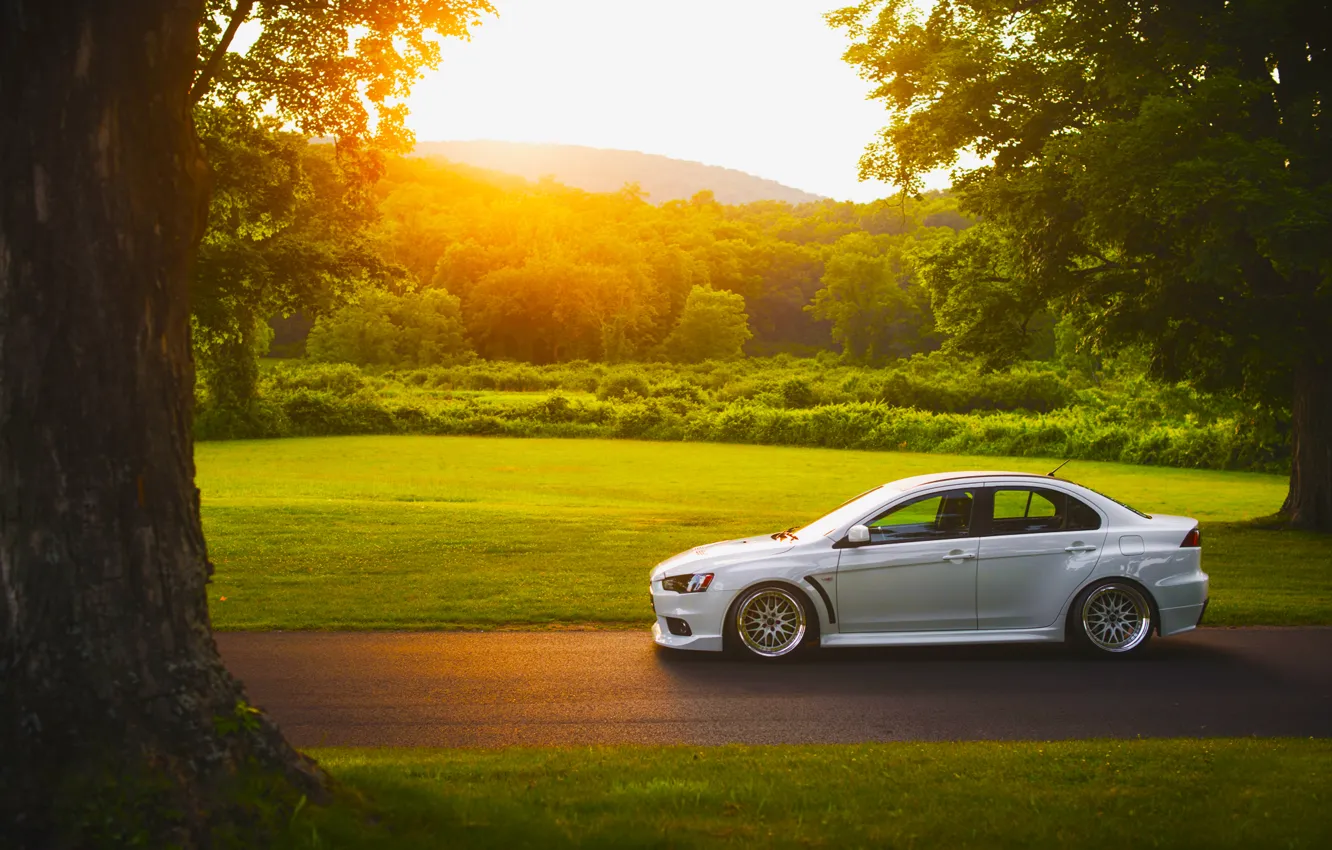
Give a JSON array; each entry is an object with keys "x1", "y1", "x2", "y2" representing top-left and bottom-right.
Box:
[{"x1": 820, "y1": 626, "x2": 1065, "y2": 648}]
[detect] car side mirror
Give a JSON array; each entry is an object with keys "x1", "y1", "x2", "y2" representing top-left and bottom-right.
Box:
[{"x1": 847, "y1": 525, "x2": 870, "y2": 544}]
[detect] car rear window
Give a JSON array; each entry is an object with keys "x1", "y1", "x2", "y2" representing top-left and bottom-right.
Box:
[{"x1": 1071, "y1": 482, "x2": 1152, "y2": 519}]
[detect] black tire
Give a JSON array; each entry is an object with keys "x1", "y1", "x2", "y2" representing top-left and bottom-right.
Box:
[
  {"x1": 725, "y1": 583, "x2": 818, "y2": 661},
  {"x1": 1068, "y1": 580, "x2": 1155, "y2": 657}
]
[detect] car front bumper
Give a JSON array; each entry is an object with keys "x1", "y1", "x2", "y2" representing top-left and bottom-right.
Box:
[{"x1": 650, "y1": 582, "x2": 736, "y2": 652}]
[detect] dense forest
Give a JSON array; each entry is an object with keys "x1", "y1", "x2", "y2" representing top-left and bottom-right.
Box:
[
  {"x1": 340, "y1": 153, "x2": 970, "y2": 364},
  {"x1": 195, "y1": 121, "x2": 979, "y2": 389}
]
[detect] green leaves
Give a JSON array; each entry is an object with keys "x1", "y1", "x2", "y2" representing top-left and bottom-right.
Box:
[
  {"x1": 307, "y1": 289, "x2": 472, "y2": 368},
  {"x1": 807, "y1": 232, "x2": 935, "y2": 361},
  {"x1": 193, "y1": 105, "x2": 398, "y2": 410},
  {"x1": 664, "y1": 286, "x2": 754, "y2": 363},
  {"x1": 196, "y1": 0, "x2": 496, "y2": 157},
  {"x1": 838, "y1": 0, "x2": 1331, "y2": 403}
]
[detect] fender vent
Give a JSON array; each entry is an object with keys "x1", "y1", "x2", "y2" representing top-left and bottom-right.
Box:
[{"x1": 804, "y1": 575, "x2": 836, "y2": 624}]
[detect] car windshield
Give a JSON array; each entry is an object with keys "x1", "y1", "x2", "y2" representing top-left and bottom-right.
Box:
[{"x1": 794, "y1": 485, "x2": 889, "y2": 538}]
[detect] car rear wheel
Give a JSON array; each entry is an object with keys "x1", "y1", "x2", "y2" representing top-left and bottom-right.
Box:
[
  {"x1": 1072, "y1": 582, "x2": 1153, "y2": 656},
  {"x1": 728, "y1": 584, "x2": 812, "y2": 661}
]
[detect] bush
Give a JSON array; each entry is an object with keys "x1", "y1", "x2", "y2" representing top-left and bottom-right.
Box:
[
  {"x1": 650, "y1": 378, "x2": 706, "y2": 404},
  {"x1": 780, "y1": 378, "x2": 818, "y2": 409},
  {"x1": 200, "y1": 356, "x2": 1287, "y2": 472},
  {"x1": 265, "y1": 362, "x2": 367, "y2": 395},
  {"x1": 597, "y1": 372, "x2": 651, "y2": 400},
  {"x1": 306, "y1": 289, "x2": 471, "y2": 368},
  {"x1": 194, "y1": 401, "x2": 286, "y2": 440},
  {"x1": 279, "y1": 389, "x2": 396, "y2": 436}
]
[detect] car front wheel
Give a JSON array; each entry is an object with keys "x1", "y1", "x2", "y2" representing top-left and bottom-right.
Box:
[
  {"x1": 1072, "y1": 581, "x2": 1154, "y2": 656},
  {"x1": 728, "y1": 584, "x2": 812, "y2": 660}
]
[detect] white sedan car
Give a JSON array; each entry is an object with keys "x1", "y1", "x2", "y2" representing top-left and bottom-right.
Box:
[{"x1": 649, "y1": 471, "x2": 1208, "y2": 660}]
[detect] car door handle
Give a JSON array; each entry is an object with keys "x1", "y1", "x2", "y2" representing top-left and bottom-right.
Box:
[
  {"x1": 942, "y1": 552, "x2": 976, "y2": 560},
  {"x1": 1064, "y1": 545, "x2": 1097, "y2": 553}
]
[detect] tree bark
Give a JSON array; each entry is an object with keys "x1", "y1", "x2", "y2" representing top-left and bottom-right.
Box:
[
  {"x1": 1283, "y1": 357, "x2": 1332, "y2": 532},
  {"x1": 0, "y1": 1, "x2": 326, "y2": 846}
]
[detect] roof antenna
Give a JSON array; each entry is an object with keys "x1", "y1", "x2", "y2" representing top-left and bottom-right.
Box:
[{"x1": 1047, "y1": 459, "x2": 1072, "y2": 478}]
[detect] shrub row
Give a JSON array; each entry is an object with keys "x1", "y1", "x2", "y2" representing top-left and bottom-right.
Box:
[
  {"x1": 197, "y1": 360, "x2": 1290, "y2": 473},
  {"x1": 261, "y1": 355, "x2": 1144, "y2": 414}
]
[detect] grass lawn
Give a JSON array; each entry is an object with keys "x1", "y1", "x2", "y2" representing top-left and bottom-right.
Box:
[
  {"x1": 282, "y1": 739, "x2": 1331, "y2": 848},
  {"x1": 199, "y1": 435, "x2": 1332, "y2": 630}
]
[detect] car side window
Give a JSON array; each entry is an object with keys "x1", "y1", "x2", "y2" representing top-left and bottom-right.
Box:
[
  {"x1": 989, "y1": 487, "x2": 1102, "y2": 535},
  {"x1": 865, "y1": 489, "x2": 974, "y2": 544},
  {"x1": 1065, "y1": 495, "x2": 1102, "y2": 531}
]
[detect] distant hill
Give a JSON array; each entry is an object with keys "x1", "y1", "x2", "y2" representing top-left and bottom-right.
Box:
[{"x1": 411, "y1": 140, "x2": 826, "y2": 205}]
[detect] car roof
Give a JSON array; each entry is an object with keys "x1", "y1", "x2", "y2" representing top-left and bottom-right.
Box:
[{"x1": 886, "y1": 471, "x2": 1072, "y2": 491}]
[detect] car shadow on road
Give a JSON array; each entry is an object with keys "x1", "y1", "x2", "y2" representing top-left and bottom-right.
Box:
[
  {"x1": 650, "y1": 635, "x2": 1292, "y2": 698},
  {"x1": 654, "y1": 637, "x2": 1234, "y2": 665}
]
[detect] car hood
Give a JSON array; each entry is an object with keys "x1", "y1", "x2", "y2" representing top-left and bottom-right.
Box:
[{"x1": 650, "y1": 534, "x2": 795, "y2": 581}]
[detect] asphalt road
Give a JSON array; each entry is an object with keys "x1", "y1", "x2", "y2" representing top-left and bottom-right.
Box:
[{"x1": 218, "y1": 628, "x2": 1332, "y2": 748}]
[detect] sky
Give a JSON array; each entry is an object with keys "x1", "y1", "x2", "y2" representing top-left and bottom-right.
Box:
[{"x1": 405, "y1": 0, "x2": 909, "y2": 202}]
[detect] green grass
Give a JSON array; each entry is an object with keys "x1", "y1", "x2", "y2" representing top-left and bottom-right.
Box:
[
  {"x1": 282, "y1": 739, "x2": 1331, "y2": 848},
  {"x1": 199, "y1": 435, "x2": 1331, "y2": 630}
]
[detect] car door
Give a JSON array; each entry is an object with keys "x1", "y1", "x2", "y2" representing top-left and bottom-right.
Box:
[
  {"x1": 976, "y1": 485, "x2": 1108, "y2": 629},
  {"x1": 835, "y1": 488, "x2": 979, "y2": 632}
]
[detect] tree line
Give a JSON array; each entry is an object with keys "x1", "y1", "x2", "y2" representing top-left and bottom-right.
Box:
[{"x1": 194, "y1": 125, "x2": 975, "y2": 396}]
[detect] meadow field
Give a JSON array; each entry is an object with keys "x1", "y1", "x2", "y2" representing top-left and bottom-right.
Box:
[
  {"x1": 280, "y1": 739, "x2": 1330, "y2": 848},
  {"x1": 199, "y1": 435, "x2": 1330, "y2": 630}
]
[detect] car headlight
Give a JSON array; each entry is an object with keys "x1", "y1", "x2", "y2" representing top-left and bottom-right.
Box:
[{"x1": 661, "y1": 573, "x2": 714, "y2": 593}]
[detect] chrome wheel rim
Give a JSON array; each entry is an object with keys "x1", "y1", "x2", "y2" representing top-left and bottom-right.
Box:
[
  {"x1": 737, "y1": 588, "x2": 806, "y2": 657},
  {"x1": 1081, "y1": 584, "x2": 1151, "y2": 653}
]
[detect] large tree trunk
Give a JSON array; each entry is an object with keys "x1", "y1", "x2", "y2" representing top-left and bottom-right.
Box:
[
  {"x1": 1283, "y1": 357, "x2": 1332, "y2": 532},
  {"x1": 0, "y1": 1, "x2": 326, "y2": 846}
]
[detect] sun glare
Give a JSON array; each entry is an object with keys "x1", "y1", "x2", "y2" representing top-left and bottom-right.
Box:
[{"x1": 404, "y1": 0, "x2": 908, "y2": 202}]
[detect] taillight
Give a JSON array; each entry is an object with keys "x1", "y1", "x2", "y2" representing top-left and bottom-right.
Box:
[{"x1": 1180, "y1": 528, "x2": 1201, "y2": 548}]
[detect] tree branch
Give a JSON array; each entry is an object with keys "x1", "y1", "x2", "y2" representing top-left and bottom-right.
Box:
[
  {"x1": 192, "y1": 0, "x2": 256, "y2": 103},
  {"x1": 1072, "y1": 260, "x2": 1136, "y2": 277}
]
